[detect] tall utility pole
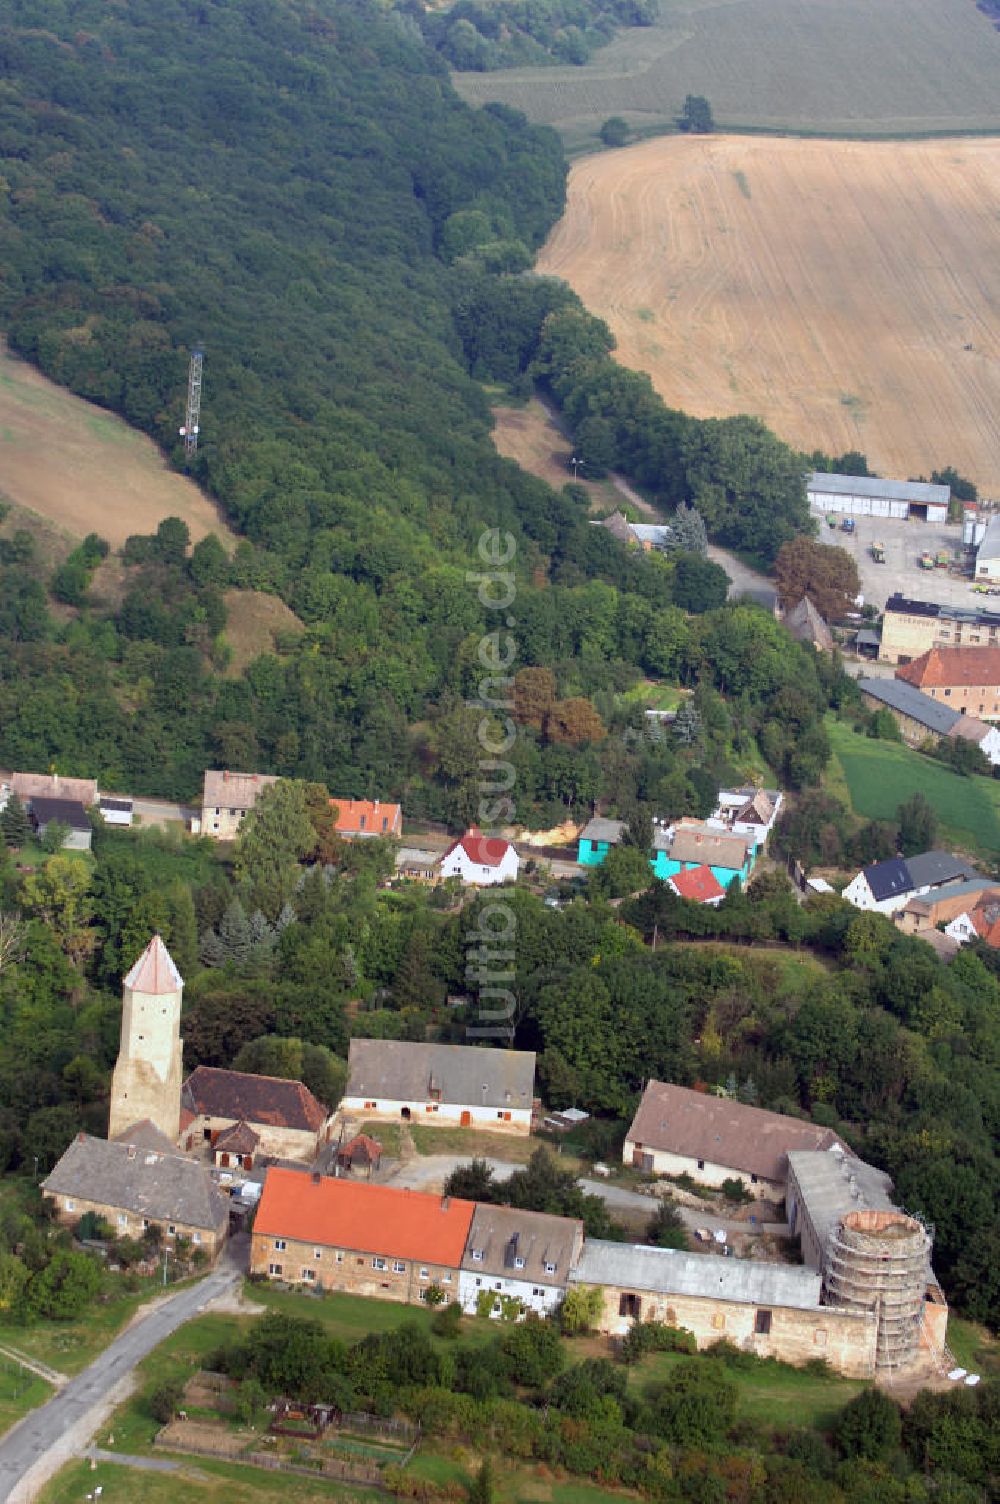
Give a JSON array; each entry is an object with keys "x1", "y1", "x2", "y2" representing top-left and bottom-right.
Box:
[{"x1": 179, "y1": 347, "x2": 204, "y2": 460}]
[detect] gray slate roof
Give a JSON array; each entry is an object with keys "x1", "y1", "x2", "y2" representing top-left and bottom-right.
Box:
[
  {"x1": 580, "y1": 817, "x2": 627, "y2": 844},
  {"x1": 977, "y1": 514, "x2": 1000, "y2": 563},
  {"x1": 571, "y1": 1239, "x2": 822, "y2": 1308},
  {"x1": 626, "y1": 1080, "x2": 842, "y2": 1182},
  {"x1": 787, "y1": 1149, "x2": 896, "y2": 1260},
  {"x1": 904, "y1": 850, "x2": 979, "y2": 890},
  {"x1": 808, "y1": 473, "x2": 949, "y2": 505},
  {"x1": 43, "y1": 1134, "x2": 227, "y2": 1234},
  {"x1": 346, "y1": 1040, "x2": 535, "y2": 1112},
  {"x1": 859, "y1": 857, "x2": 911, "y2": 903},
  {"x1": 858, "y1": 677, "x2": 960, "y2": 735},
  {"x1": 463, "y1": 1204, "x2": 582, "y2": 1287}
]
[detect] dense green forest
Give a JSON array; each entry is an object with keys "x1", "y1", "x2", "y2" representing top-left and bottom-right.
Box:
[
  {"x1": 412, "y1": 0, "x2": 660, "y2": 71},
  {"x1": 0, "y1": 0, "x2": 814, "y2": 812}
]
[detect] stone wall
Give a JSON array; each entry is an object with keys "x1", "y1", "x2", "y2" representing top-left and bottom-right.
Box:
[
  {"x1": 341, "y1": 1099, "x2": 531, "y2": 1134},
  {"x1": 49, "y1": 1191, "x2": 225, "y2": 1259},
  {"x1": 182, "y1": 1115, "x2": 321, "y2": 1162},
  {"x1": 250, "y1": 1231, "x2": 461, "y2": 1305},
  {"x1": 623, "y1": 1142, "x2": 781, "y2": 1197},
  {"x1": 589, "y1": 1281, "x2": 877, "y2": 1380}
]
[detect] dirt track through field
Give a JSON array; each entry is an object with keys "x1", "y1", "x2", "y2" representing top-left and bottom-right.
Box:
[
  {"x1": 537, "y1": 136, "x2": 1000, "y2": 495},
  {"x1": 0, "y1": 341, "x2": 233, "y2": 548}
]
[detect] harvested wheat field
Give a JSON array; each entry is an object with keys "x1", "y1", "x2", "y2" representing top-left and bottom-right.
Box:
[
  {"x1": 537, "y1": 136, "x2": 1000, "y2": 495},
  {"x1": 0, "y1": 340, "x2": 234, "y2": 548}
]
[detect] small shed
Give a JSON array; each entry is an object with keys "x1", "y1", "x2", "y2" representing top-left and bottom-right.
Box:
[
  {"x1": 213, "y1": 1120, "x2": 260, "y2": 1171},
  {"x1": 100, "y1": 796, "x2": 134, "y2": 827},
  {"x1": 336, "y1": 1133, "x2": 383, "y2": 1176}
]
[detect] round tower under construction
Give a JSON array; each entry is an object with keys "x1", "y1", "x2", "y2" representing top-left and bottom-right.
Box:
[{"x1": 825, "y1": 1209, "x2": 930, "y2": 1372}]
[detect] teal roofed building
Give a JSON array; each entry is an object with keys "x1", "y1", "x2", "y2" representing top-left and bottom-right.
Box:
[
  {"x1": 578, "y1": 817, "x2": 627, "y2": 866},
  {"x1": 650, "y1": 823, "x2": 756, "y2": 890}
]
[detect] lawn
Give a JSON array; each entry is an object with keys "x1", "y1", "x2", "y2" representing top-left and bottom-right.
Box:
[
  {"x1": 248, "y1": 1283, "x2": 497, "y2": 1352},
  {"x1": 946, "y1": 1317, "x2": 1000, "y2": 1380},
  {"x1": 409, "y1": 1125, "x2": 545, "y2": 1164},
  {"x1": 357, "y1": 1119, "x2": 403, "y2": 1157},
  {"x1": 826, "y1": 717, "x2": 1000, "y2": 854},
  {"x1": 632, "y1": 1349, "x2": 862, "y2": 1432},
  {"x1": 0, "y1": 1361, "x2": 51, "y2": 1437},
  {"x1": 622, "y1": 681, "x2": 685, "y2": 712},
  {"x1": 0, "y1": 1277, "x2": 197, "y2": 1377},
  {"x1": 38, "y1": 1455, "x2": 383, "y2": 1503}
]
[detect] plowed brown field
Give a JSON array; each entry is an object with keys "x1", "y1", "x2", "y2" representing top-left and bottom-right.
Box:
[{"x1": 537, "y1": 136, "x2": 1000, "y2": 495}]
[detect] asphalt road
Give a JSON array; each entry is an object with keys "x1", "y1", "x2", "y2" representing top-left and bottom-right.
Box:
[{"x1": 0, "y1": 1265, "x2": 237, "y2": 1504}]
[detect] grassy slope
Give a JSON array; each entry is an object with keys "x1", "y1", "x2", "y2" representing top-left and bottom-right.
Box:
[
  {"x1": 826, "y1": 718, "x2": 1000, "y2": 854},
  {"x1": 452, "y1": 0, "x2": 1000, "y2": 148}
]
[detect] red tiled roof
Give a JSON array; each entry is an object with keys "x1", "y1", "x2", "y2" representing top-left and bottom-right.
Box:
[
  {"x1": 337, "y1": 1133, "x2": 383, "y2": 1163},
  {"x1": 215, "y1": 1120, "x2": 260, "y2": 1154},
  {"x1": 442, "y1": 826, "x2": 512, "y2": 867},
  {"x1": 970, "y1": 897, "x2": 1000, "y2": 949},
  {"x1": 897, "y1": 646, "x2": 1000, "y2": 690},
  {"x1": 254, "y1": 1169, "x2": 475, "y2": 1263},
  {"x1": 182, "y1": 1067, "x2": 329, "y2": 1132},
  {"x1": 330, "y1": 798, "x2": 401, "y2": 835},
  {"x1": 670, "y1": 865, "x2": 725, "y2": 903}
]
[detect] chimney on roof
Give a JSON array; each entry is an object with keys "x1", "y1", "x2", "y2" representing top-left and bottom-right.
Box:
[
  {"x1": 441, "y1": 1196, "x2": 450, "y2": 1211},
  {"x1": 312, "y1": 1170, "x2": 321, "y2": 1184}
]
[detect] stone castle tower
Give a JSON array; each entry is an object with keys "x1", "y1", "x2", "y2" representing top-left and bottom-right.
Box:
[{"x1": 108, "y1": 935, "x2": 184, "y2": 1142}]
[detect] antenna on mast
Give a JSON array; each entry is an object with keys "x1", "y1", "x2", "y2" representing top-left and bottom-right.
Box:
[{"x1": 179, "y1": 347, "x2": 204, "y2": 460}]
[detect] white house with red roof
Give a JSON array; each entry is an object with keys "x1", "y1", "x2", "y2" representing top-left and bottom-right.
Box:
[
  {"x1": 668, "y1": 866, "x2": 725, "y2": 906},
  {"x1": 438, "y1": 827, "x2": 518, "y2": 886}
]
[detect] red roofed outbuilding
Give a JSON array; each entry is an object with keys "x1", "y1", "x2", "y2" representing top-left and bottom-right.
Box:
[
  {"x1": 250, "y1": 1168, "x2": 474, "y2": 1303},
  {"x1": 668, "y1": 865, "x2": 725, "y2": 906},
  {"x1": 329, "y1": 797, "x2": 402, "y2": 840},
  {"x1": 438, "y1": 826, "x2": 519, "y2": 886}
]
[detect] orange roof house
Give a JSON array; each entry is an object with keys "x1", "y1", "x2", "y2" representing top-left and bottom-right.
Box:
[
  {"x1": 897, "y1": 647, "x2": 1000, "y2": 720},
  {"x1": 329, "y1": 798, "x2": 402, "y2": 839},
  {"x1": 251, "y1": 1170, "x2": 475, "y2": 1299},
  {"x1": 254, "y1": 1171, "x2": 474, "y2": 1263},
  {"x1": 669, "y1": 866, "x2": 725, "y2": 905}
]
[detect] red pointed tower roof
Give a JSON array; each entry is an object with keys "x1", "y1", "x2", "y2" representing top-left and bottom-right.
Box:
[{"x1": 123, "y1": 935, "x2": 183, "y2": 994}]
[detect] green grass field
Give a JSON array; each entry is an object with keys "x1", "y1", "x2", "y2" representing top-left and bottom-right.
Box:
[
  {"x1": 0, "y1": 1361, "x2": 51, "y2": 1438},
  {"x1": 631, "y1": 1348, "x2": 862, "y2": 1432},
  {"x1": 622, "y1": 681, "x2": 685, "y2": 712},
  {"x1": 827, "y1": 718, "x2": 1000, "y2": 855},
  {"x1": 0, "y1": 1277, "x2": 195, "y2": 1378},
  {"x1": 453, "y1": 0, "x2": 1000, "y2": 150}
]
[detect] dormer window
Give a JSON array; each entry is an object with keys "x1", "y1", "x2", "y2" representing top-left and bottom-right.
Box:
[
  {"x1": 472, "y1": 1248, "x2": 484, "y2": 1262},
  {"x1": 514, "y1": 1257, "x2": 525, "y2": 1270},
  {"x1": 543, "y1": 1261, "x2": 556, "y2": 1275}
]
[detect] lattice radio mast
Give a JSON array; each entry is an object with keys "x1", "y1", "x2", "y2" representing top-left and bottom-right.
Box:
[{"x1": 179, "y1": 347, "x2": 204, "y2": 460}]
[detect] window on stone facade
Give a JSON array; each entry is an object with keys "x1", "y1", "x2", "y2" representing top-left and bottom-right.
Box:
[
  {"x1": 393, "y1": 1261, "x2": 406, "y2": 1274},
  {"x1": 66, "y1": 1200, "x2": 75, "y2": 1212},
  {"x1": 697, "y1": 1159, "x2": 705, "y2": 1170},
  {"x1": 750, "y1": 1175, "x2": 758, "y2": 1185},
  {"x1": 755, "y1": 1309, "x2": 772, "y2": 1334},
  {"x1": 193, "y1": 1233, "x2": 201, "y2": 1244},
  {"x1": 712, "y1": 1313, "x2": 725, "y2": 1330},
  {"x1": 302, "y1": 1269, "x2": 316, "y2": 1281},
  {"x1": 442, "y1": 1273, "x2": 452, "y2": 1283},
  {"x1": 619, "y1": 1293, "x2": 642, "y2": 1319},
  {"x1": 274, "y1": 1239, "x2": 287, "y2": 1251},
  {"x1": 118, "y1": 1214, "x2": 127, "y2": 1228},
  {"x1": 315, "y1": 1248, "x2": 322, "y2": 1259},
  {"x1": 373, "y1": 1257, "x2": 387, "y2": 1271},
  {"x1": 814, "y1": 1329, "x2": 827, "y2": 1347},
  {"x1": 420, "y1": 1268, "x2": 429, "y2": 1279},
  {"x1": 168, "y1": 1225, "x2": 176, "y2": 1236},
  {"x1": 268, "y1": 1263, "x2": 282, "y2": 1276}
]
